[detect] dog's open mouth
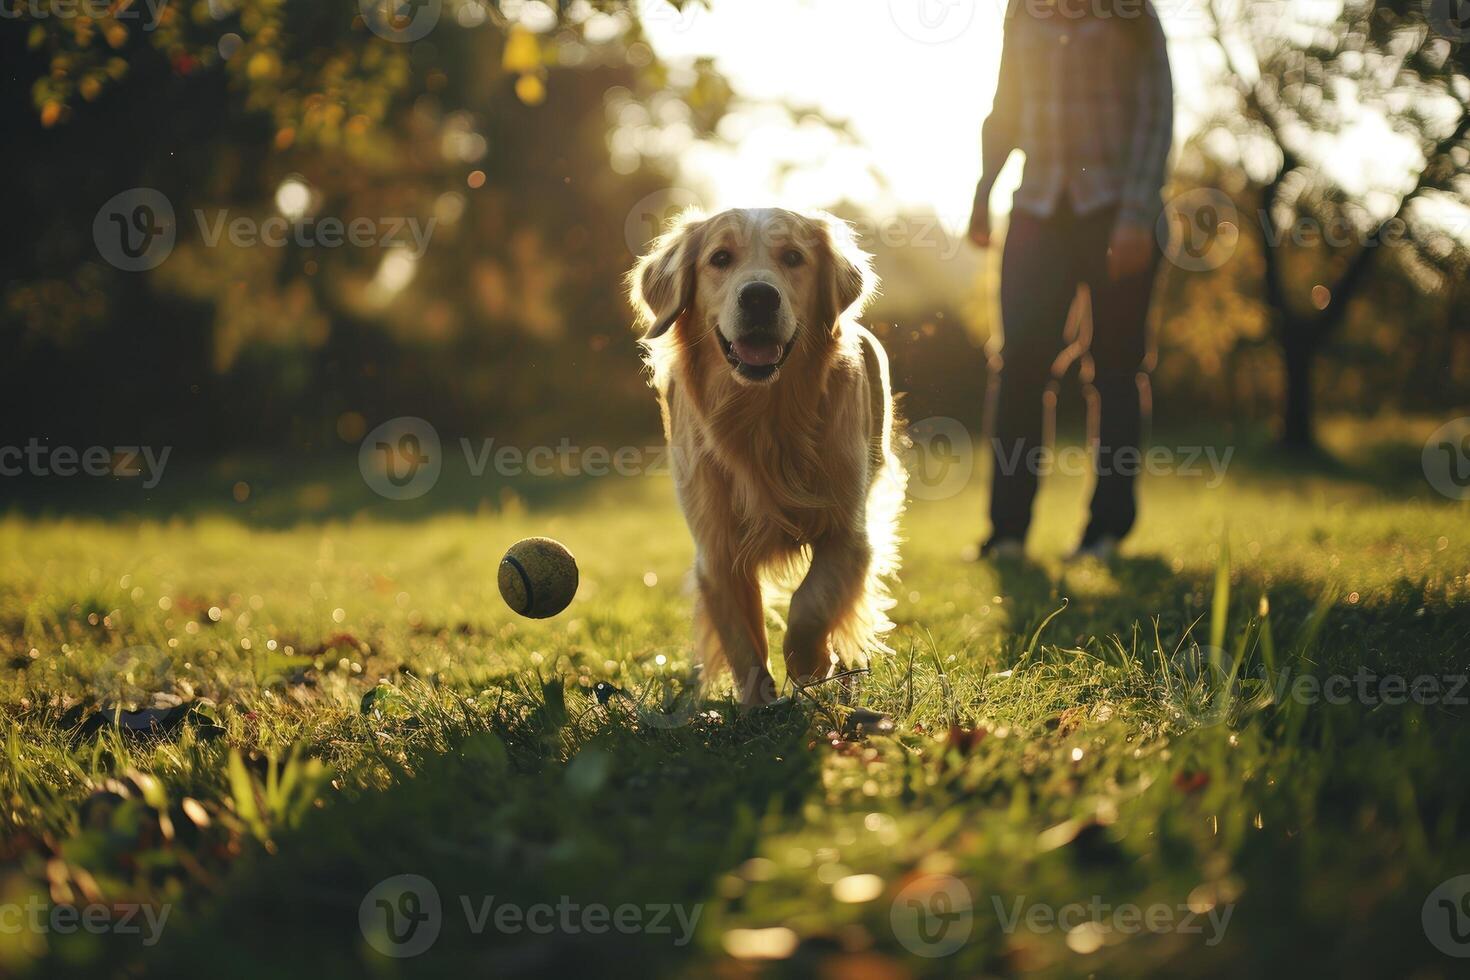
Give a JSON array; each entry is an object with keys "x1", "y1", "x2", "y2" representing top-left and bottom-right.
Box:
[{"x1": 718, "y1": 334, "x2": 795, "y2": 382}]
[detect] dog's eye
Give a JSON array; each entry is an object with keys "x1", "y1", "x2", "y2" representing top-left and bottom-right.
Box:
[
  {"x1": 781, "y1": 249, "x2": 805, "y2": 268},
  {"x1": 709, "y1": 249, "x2": 733, "y2": 269}
]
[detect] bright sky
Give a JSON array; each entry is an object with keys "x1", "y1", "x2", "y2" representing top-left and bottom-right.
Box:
[{"x1": 641, "y1": 0, "x2": 1224, "y2": 227}]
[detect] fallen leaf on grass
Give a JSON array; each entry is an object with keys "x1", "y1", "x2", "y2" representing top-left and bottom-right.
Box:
[
  {"x1": 935, "y1": 724, "x2": 989, "y2": 772},
  {"x1": 842, "y1": 708, "x2": 895, "y2": 738},
  {"x1": 1173, "y1": 770, "x2": 1211, "y2": 794}
]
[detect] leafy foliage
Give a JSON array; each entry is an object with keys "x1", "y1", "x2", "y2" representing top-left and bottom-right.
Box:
[{"x1": 1187, "y1": 0, "x2": 1470, "y2": 445}]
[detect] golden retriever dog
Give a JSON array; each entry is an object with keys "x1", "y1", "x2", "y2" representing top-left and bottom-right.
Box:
[{"x1": 629, "y1": 207, "x2": 905, "y2": 706}]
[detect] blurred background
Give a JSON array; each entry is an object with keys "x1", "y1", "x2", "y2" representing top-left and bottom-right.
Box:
[{"x1": 4, "y1": 0, "x2": 1468, "y2": 496}]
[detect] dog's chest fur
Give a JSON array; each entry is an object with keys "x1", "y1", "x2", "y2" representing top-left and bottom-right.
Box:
[{"x1": 666, "y1": 358, "x2": 863, "y2": 557}]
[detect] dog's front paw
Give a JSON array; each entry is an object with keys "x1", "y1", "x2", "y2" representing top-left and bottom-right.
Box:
[
  {"x1": 734, "y1": 667, "x2": 780, "y2": 708},
  {"x1": 783, "y1": 631, "x2": 833, "y2": 687}
]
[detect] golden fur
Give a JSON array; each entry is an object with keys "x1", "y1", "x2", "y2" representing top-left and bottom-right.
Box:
[{"x1": 629, "y1": 207, "x2": 905, "y2": 705}]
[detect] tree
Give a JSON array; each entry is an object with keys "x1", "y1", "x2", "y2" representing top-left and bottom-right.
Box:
[
  {"x1": 2, "y1": 2, "x2": 729, "y2": 453},
  {"x1": 1198, "y1": 0, "x2": 1470, "y2": 448}
]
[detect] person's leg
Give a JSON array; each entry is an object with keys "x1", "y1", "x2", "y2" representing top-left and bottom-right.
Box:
[
  {"x1": 1078, "y1": 211, "x2": 1159, "y2": 546},
  {"x1": 986, "y1": 207, "x2": 1080, "y2": 546}
]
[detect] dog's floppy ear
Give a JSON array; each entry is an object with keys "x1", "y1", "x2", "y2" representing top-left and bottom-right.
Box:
[
  {"x1": 814, "y1": 213, "x2": 876, "y2": 333},
  {"x1": 629, "y1": 211, "x2": 706, "y2": 342}
]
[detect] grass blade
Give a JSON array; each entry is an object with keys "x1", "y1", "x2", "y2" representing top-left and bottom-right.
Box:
[
  {"x1": 1209, "y1": 532, "x2": 1231, "y2": 658},
  {"x1": 1021, "y1": 598, "x2": 1069, "y2": 666}
]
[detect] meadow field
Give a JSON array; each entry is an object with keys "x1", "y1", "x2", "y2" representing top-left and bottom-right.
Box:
[{"x1": 2, "y1": 421, "x2": 1468, "y2": 978}]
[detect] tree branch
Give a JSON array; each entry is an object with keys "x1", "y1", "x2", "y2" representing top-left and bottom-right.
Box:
[
  {"x1": 1312, "y1": 110, "x2": 1470, "y2": 340},
  {"x1": 1206, "y1": 0, "x2": 1296, "y2": 323},
  {"x1": 1208, "y1": 0, "x2": 1470, "y2": 344}
]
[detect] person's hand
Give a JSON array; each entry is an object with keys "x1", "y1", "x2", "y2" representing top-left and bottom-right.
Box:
[
  {"x1": 1107, "y1": 220, "x2": 1154, "y2": 280},
  {"x1": 967, "y1": 201, "x2": 992, "y2": 249}
]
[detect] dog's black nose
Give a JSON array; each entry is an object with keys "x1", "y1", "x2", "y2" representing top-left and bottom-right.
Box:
[{"x1": 738, "y1": 281, "x2": 781, "y2": 320}]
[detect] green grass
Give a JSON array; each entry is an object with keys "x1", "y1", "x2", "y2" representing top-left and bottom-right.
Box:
[{"x1": 2, "y1": 427, "x2": 1469, "y2": 978}]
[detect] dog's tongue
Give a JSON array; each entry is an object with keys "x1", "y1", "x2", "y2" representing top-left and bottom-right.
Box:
[{"x1": 732, "y1": 339, "x2": 783, "y2": 366}]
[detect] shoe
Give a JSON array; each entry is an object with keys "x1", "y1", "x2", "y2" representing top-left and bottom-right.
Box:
[
  {"x1": 978, "y1": 536, "x2": 1025, "y2": 560},
  {"x1": 1067, "y1": 534, "x2": 1120, "y2": 562}
]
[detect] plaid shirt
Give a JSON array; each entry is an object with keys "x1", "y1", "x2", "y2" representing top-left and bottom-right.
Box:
[{"x1": 980, "y1": 0, "x2": 1174, "y2": 227}]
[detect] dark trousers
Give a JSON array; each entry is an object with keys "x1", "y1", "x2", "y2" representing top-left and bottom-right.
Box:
[{"x1": 987, "y1": 199, "x2": 1158, "y2": 544}]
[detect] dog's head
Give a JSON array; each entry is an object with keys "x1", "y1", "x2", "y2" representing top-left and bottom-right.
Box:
[{"x1": 630, "y1": 207, "x2": 874, "y2": 385}]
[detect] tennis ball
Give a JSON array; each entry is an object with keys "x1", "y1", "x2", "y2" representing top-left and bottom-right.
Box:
[{"x1": 498, "y1": 537, "x2": 579, "y2": 619}]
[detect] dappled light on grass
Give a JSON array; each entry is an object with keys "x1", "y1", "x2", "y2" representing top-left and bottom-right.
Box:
[{"x1": 2, "y1": 436, "x2": 1469, "y2": 974}]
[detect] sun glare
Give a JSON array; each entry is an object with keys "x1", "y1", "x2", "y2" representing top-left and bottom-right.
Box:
[
  {"x1": 642, "y1": 1, "x2": 1239, "y2": 229},
  {"x1": 643, "y1": 0, "x2": 1015, "y2": 224}
]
